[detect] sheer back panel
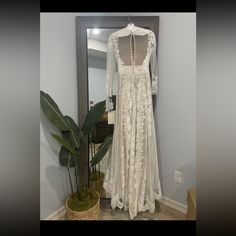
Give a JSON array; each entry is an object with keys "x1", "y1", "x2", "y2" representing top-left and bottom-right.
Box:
[{"x1": 117, "y1": 35, "x2": 149, "y2": 66}]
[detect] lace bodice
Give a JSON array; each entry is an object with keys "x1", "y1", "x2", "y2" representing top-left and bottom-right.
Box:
[{"x1": 105, "y1": 25, "x2": 159, "y2": 112}]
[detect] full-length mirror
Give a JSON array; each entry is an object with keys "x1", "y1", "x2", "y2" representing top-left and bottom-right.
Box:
[{"x1": 87, "y1": 28, "x2": 118, "y2": 198}]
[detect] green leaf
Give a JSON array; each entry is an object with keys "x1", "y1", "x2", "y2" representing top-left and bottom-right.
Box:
[
  {"x1": 82, "y1": 100, "x2": 105, "y2": 135},
  {"x1": 90, "y1": 135, "x2": 113, "y2": 167},
  {"x1": 40, "y1": 91, "x2": 69, "y2": 131},
  {"x1": 61, "y1": 130, "x2": 72, "y2": 146},
  {"x1": 51, "y1": 133, "x2": 76, "y2": 154},
  {"x1": 64, "y1": 116, "x2": 80, "y2": 149},
  {"x1": 59, "y1": 147, "x2": 76, "y2": 168}
]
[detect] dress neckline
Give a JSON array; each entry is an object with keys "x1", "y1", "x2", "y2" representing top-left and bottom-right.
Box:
[
  {"x1": 126, "y1": 23, "x2": 135, "y2": 32},
  {"x1": 112, "y1": 25, "x2": 152, "y2": 37}
]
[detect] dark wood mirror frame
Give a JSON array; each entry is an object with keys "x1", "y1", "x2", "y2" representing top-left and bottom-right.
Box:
[{"x1": 75, "y1": 16, "x2": 159, "y2": 193}]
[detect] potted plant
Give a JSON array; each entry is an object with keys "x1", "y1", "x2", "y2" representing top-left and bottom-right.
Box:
[
  {"x1": 89, "y1": 133, "x2": 113, "y2": 197},
  {"x1": 40, "y1": 91, "x2": 112, "y2": 220}
]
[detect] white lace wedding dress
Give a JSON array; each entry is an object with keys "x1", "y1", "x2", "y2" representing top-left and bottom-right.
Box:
[{"x1": 103, "y1": 24, "x2": 162, "y2": 219}]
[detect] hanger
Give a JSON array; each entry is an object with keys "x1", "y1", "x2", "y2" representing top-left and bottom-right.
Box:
[
  {"x1": 115, "y1": 16, "x2": 149, "y2": 36},
  {"x1": 127, "y1": 16, "x2": 135, "y2": 29}
]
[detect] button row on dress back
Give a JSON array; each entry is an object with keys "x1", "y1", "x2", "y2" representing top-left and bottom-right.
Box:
[{"x1": 130, "y1": 33, "x2": 136, "y2": 67}]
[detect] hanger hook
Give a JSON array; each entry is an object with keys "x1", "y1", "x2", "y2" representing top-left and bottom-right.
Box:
[{"x1": 128, "y1": 16, "x2": 131, "y2": 24}]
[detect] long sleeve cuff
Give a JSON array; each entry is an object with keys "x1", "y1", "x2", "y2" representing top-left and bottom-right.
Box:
[{"x1": 152, "y1": 76, "x2": 158, "y2": 95}]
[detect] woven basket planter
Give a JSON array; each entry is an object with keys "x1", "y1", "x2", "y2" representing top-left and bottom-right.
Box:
[{"x1": 65, "y1": 190, "x2": 100, "y2": 220}]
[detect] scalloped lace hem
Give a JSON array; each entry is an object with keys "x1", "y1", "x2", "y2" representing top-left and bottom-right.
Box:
[{"x1": 104, "y1": 181, "x2": 163, "y2": 219}]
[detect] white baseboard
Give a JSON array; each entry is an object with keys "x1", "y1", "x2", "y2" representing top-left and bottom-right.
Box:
[
  {"x1": 44, "y1": 196, "x2": 187, "y2": 220},
  {"x1": 44, "y1": 206, "x2": 66, "y2": 220},
  {"x1": 159, "y1": 196, "x2": 187, "y2": 214}
]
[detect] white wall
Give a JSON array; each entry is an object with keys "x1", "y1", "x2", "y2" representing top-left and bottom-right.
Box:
[
  {"x1": 156, "y1": 14, "x2": 196, "y2": 204},
  {"x1": 40, "y1": 13, "x2": 196, "y2": 218},
  {"x1": 88, "y1": 56, "x2": 107, "y2": 105},
  {"x1": 88, "y1": 56, "x2": 118, "y2": 105},
  {"x1": 40, "y1": 14, "x2": 78, "y2": 219}
]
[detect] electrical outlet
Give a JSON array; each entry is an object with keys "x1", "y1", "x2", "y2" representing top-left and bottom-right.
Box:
[{"x1": 174, "y1": 170, "x2": 182, "y2": 183}]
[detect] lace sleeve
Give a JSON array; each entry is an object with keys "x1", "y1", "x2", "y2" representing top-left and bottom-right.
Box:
[
  {"x1": 150, "y1": 32, "x2": 159, "y2": 95},
  {"x1": 105, "y1": 35, "x2": 116, "y2": 112}
]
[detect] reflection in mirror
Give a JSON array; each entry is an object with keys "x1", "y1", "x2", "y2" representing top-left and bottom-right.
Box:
[{"x1": 87, "y1": 28, "x2": 118, "y2": 198}]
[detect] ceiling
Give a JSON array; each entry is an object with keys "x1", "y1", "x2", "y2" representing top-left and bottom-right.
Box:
[
  {"x1": 88, "y1": 48, "x2": 107, "y2": 59},
  {"x1": 87, "y1": 28, "x2": 118, "y2": 42}
]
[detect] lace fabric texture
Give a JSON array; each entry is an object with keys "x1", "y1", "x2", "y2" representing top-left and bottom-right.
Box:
[{"x1": 104, "y1": 26, "x2": 162, "y2": 219}]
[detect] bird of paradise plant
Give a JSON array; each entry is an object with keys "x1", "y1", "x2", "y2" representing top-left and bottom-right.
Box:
[{"x1": 40, "y1": 90, "x2": 112, "y2": 211}]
